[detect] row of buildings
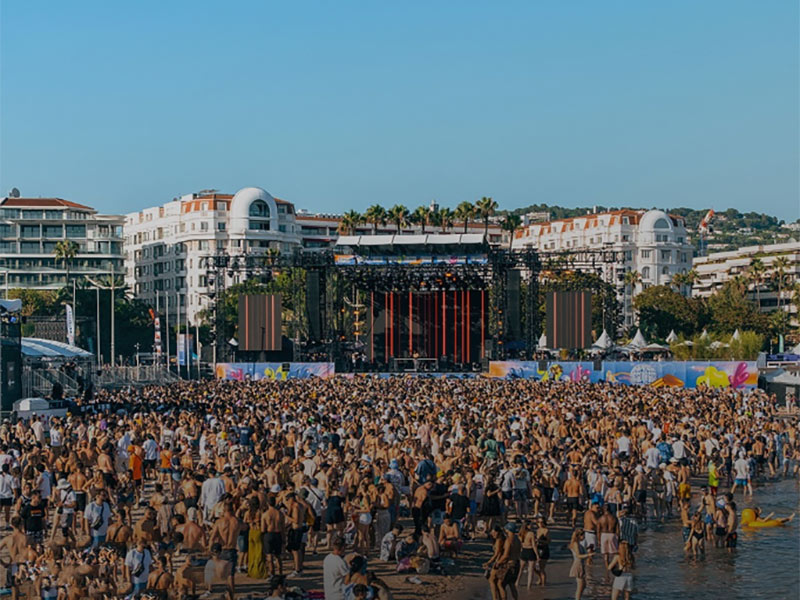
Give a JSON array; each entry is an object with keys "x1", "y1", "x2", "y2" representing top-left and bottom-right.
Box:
[{"x1": 0, "y1": 186, "x2": 796, "y2": 330}]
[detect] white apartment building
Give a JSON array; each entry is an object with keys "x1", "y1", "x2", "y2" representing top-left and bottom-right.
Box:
[
  {"x1": 124, "y1": 187, "x2": 301, "y2": 322},
  {"x1": 0, "y1": 195, "x2": 124, "y2": 291},
  {"x1": 512, "y1": 209, "x2": 693, "y2": 326},
  {"x1": 693, "y1": 240, "x2": 800, "y2": 319}
]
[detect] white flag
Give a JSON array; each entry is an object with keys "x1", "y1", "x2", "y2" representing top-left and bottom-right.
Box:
[{"x1": 66, "y1": 304, "x2": 75, "y2": 346}]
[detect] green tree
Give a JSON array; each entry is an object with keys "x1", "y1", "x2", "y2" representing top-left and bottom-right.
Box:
[
  {"x1": 747, "y1": 257, "x2": 766, "y2": 308},
  {"x1": 707, "y1": 279, "x2": 768, "y2": 335},
  {"x1": 410, "y1": 206, "x2": 430, "y2": 233},
  {"x1": 436, "y1": 207, "x2": 454, "y2": 232},
  {"x1": 387, "y1": 204, "x2": 409, "y2": 233},
  {"x1": 364, "y1": 204, "x2": 387, "y2": 234},
  {"x1": 7, "y1": 288, "x2": 60, "y2": 317},
  {"x1": 475, "y1": 196, "x2": 498, "y2": 235},
  {"x1": 633, "y1": 284, "x2": 706, "y2": 339},
  {"x1": 338, "y1": 210, "x2": 363, "y2": 235},
  {"x1": 53, "y1": 240, "x2": 79, "y2": 285},
  {"x1": 454, "y1": 201, "x2": 475, "y2": 233},
  {"x1": 501, "y1": 214, "x2": 522, "y2": 250}
]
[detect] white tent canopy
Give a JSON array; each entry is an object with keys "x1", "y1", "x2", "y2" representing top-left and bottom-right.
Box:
[
  {"x1": 628, "y1": 329, "x2": 648, "y2": 349},
  {"x1": 665, "y1": 330, "x2": 678, "y2": 343},
  {"x1": 593, "y1": 329, "x2": 613, "y2": 349},
  {"x1": 731, "y1": 329, "x2": 741, "y2": 342},
  {"x1": 791, "y1": 342, "x2": 800, "y2": 355},
  {"x1": 700, "y1": 329, "x2": 709, "y2": 340},
  {"x1": 22, "y1": 338, "x2": 93, "y2": 359},
  {"x1": 0, "y1": 299, "x2": 22, "y2": 313}
]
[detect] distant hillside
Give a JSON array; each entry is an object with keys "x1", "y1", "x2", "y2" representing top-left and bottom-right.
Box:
[{"x1": 502, "y1": 204, "x2": 792, "y2": 253}]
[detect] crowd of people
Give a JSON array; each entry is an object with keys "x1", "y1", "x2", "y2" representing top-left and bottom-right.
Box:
[{"x1": 0, "y1": 376, "x2": 796, "y2": 600}]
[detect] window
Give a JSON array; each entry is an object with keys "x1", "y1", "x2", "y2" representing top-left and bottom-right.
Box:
[
  {"x1": 218, "y1": 223, "x2": 226, "y2": 231},
  {"x1": 680, "y1": 253, "x2": 688, "y2": 263},
  {"x1": 622, "y1": 217, "x2": 630, "y2": 225},
  {"x1": 65, "y1": 224, "x2": 86, "y2": 237},
  {"x1": 200, "y1": 222, "x2": 208, "y2": 231},
  {"x1": 641, "y1": 250, "x2": 651, "y2": 259},
  {"x1": 677, "y1": 237, "x2": 684, "y2": 244},
  {"x1": 20, "y1": 242, "x2": 40, "y2": 253},
  {"x1": 662, "y1": 266, "x2": 670, "y2": 275},
  {"x1": 21, "y1": 210, "x2": 43, "y2": 219},
  {"x1": 43, "y1": 225, "x2": 63, "y2": 238},
  {"x1": 0, "y1": 209, "x2": 19, "y2": 218},
  {"x1": 653, "y1": 218, "x2": 670, "y2": 229},
  {"x1": 199, "y1": 240, "x2": 209, "y2": 251},
  {"x1": 656, "y1": 234, "x2": 669, "y2": 242},
  {"x1": 642, "y1": 266, "x2": 651, "y2": 279},
  {"x1": 216, "y1": 202, "x2": 227, "y2": 211},
  {"x1": 216, "y1": 240, "x2": 225, "y2": 250},
  {"x1": 20, "y1": 225, "x2": 39, "y2": 238},
  {"x1": 249, "y1": 200, "x2": 269, "y2": 217},
  {"x1": 249, "y1": 220, "x2": 270, "y2": 231},
  {"x1": 44, "y1": 210, "x2": 62, "y2": 220},
  {"x1": 624, "y1": 251, "x2": 632, "y2": 261},
  {"x1": 661, "y1": 250, "x2": 671, "y2": 261},
  {"x1": 622, "y1": 235, "x2": 630, "y2": 242}
]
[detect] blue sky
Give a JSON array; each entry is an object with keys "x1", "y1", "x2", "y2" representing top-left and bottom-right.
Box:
[{"x1": 1, "y1": 1, "x2": 798, "y2": 221}]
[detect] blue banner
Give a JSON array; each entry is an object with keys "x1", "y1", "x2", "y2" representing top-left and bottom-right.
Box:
[
  {"x1": 215, "y1": 362, "x2": 334, "y2": 380},
  {"x1": 489, "y1": 360, "x2": 758, "y2": 389}
]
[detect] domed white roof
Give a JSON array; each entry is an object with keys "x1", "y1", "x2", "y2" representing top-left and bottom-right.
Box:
[
  {"x1": 229, "y1": 187, "x2": 278, "y2": 235},
  {"x1": 639, "y1": 209, "x2": 674, "y2": 232}
]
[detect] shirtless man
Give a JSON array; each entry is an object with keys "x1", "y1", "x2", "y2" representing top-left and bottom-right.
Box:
[
  {"x1": 146, "y1": 556, "x2": 173, "y2": 599},
  {"x1": 261, "y1": 495, "x2": 285, "y2": 576},
  {"x1": 597, "y1": 505, "x2": 619, "y2": 569},
  {"x1": 412, "y1": 481, "x2": 433, "y2": 536},
  {"x1": 489, "y1": 524, "x2": 522, "y2": 600},
  {"x1": 133, "y1": 507, "x2": 161, "y2": 546},
  {"x1": 208, "y1": 501, "x2": 241, "y2": 598},
  {"x1": 582, "y1": 503, "x2": 599, "y2": 561},
  {"x1": 285, "y1": 492, "x2": 310, "y2": 577},
  {"x1": 0, "y1": 517, "x2": 28, "y2": 600},
  {"x1": 177, "y1": 507, "x2": 207, "y2": 553},
  {"x1": 564, "y1": 469, "x2": 583, "y2": 528}
]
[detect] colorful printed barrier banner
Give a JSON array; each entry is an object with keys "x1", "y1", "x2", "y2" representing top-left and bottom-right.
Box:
[
  {"x1": 215, "y1": 362, "x2": 335, "y2": 381},
  {"x1": 488, "y1": 360, "x2": 758, "y2": 389}
]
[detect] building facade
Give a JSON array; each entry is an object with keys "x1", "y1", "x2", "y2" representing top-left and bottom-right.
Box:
[
  {"x1": 512, "y1": 209, "x2": 693, "y2": 327},
  {"x1": 124, "y1": 187, "x2": 303, "y2": 323},
  {"x1": 692, "y1": 240, "x2": 800, "y2": 321},
  {"x1": 0, "y1": 196, "x2": 124, "y2": 291}
]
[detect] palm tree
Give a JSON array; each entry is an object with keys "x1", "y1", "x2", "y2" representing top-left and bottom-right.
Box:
[
  {"x1": 410, "y1": 206, "x2": 430, "y2": 234},
  {"x1": 454, "y1": 201, "x2": 475, "y2": 234},
  {"x1": 668, "y1": 272, "x2": 685, "y2": 292},
  {"x1": 747, "y1": 257, "x2": 766, "y2": 309},
  {"x1": 475, "y1": 196, "x2": 498, "y2": 236},
  {"x1": 53, "y1": 240, "x2": 79, "y2": 286},
  {"x1": 500, "y1": 214, "x2": 522, "y2": 250},
  {"x1": 387, "y1": 204, "x2": 409, "y2": 234},
  {"x1": 338, "y1": 210, "x2": 363, "y2": 236},
  {"x1": 364, "y1": 205, "x2": 386, "y2": 235},
  {"x1": 772, "y1": 256, "x2": 790, "y2": 313},
  {"x1": 436, "y1": 208, "x2": 454, "y2": 233},
  {"x1": 427, "y1": 208, "x2": 442, "y2": 232}
]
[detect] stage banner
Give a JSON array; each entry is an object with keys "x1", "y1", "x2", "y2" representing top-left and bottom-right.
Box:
[
  {"x1": 215, "y1": 362, "x2": 335, "y2": 381},
  {"x1": 488, "y1": 360, "x2": 758, "y2": 389}
]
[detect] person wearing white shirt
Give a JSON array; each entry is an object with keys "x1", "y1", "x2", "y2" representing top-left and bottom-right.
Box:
[
  {"x1": 323, "y1": 537, "x2": 349, "y2": 600},
  {"x1": 0, "y1": 463, "x2": 14, "y2": 527},
  {"x1": 616, "y1": 435, "x2": 631, "y2": 459},
  {"x1": 84, "y1": 490, "x2": 111, "y2": 547},
  {"x1": 125, "y1": 541, "x2": 153, "y2": 596},
  {"x1": 142, "y1": 435, "x2": 159, "y2": 479},
  {"x1": 731, "y1": 454, "x2": 752, "y2": 496},
  {"x1": 200, "y1": 471, "x2": 226, "y2": 523},
  {"x1": 645, "y1": 446, "x2": 661, "y2": 471}
]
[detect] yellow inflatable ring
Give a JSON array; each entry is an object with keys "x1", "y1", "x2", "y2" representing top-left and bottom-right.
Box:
[{"x1": 741, "y1": 508, "x2": 785, "y2": 528}]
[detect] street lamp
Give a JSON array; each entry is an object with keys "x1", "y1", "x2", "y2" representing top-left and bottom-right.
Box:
[{"x1": 86, "y1": 271, "x2": 117, "y2": 367}]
